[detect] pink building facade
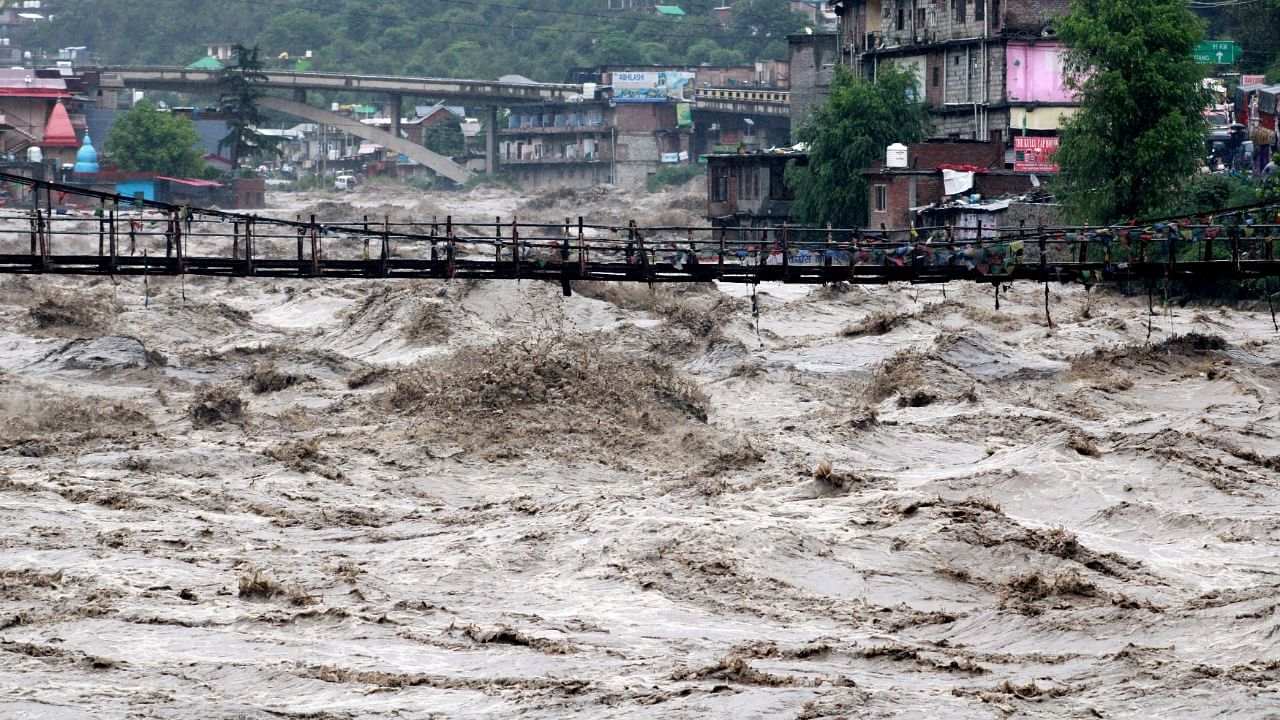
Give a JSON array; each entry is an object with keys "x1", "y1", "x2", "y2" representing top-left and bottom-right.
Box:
[{"x1": 1005, "y1": 42, "x2": 1073, "y2": 104}]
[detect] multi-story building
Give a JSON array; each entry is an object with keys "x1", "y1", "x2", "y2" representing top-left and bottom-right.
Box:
[
  {"x1": 498, "y1": 99, "x2": 616, "y2": 189},
  {"x1": 828, "y1": 0, "x2": 1074, "y2": 149}
]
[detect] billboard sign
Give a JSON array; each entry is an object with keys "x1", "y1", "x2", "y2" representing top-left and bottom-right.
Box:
[
  {"x1": 612, "y1": 71, "x2": 694, "y2": 103},
  {"x1": 1013, "y1": 136, "x2": 1059, "y2": 172},
  {"x1": 1193, "y1": 40, "x2": 1238, "y2": 64}
]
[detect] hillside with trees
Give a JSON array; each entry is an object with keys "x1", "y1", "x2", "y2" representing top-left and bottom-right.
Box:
[{"x1": 26, "y1": 0, "x2": 813, "y2": 80}]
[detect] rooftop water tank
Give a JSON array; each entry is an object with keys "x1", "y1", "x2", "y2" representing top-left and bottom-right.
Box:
[{"x1": 886, "y1": 142, "x2": 908, "y2": 169}]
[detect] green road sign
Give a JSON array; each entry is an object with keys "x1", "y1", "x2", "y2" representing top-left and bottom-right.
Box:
[{"x1": 1194, "y1": 40, "x2": 1238, "y2": 64}]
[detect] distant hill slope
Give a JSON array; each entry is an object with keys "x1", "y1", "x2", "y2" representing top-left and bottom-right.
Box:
[{"x1": 29, "y1": 0, "x2": 812, "y2": 82}]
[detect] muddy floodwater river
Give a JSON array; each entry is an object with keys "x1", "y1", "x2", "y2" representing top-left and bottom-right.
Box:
[{"x1": 1, "y1": 182, "x2": 1278, "y2": 719}]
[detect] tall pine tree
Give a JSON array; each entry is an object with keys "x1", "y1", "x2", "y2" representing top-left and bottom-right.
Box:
[{"x1": 217, "y1": 44, "x2": 280, "y2": 169}]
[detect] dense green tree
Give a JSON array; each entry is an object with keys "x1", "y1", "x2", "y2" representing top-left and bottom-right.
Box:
[
  {"x1": 258, "y1": 10, "x2": 334, "y2": 57},
  {"x1": 423, "y1": 116, "x2": 465, "y2": 158},
  {"x1": 1054, "y1": 0, "x2": 1209, "y2": 224},
  {"x1": 732, "y1": 0, "x2": 812, "y2": 60},
  {"x1": 217, "y1": 45, "x2": 280, "y2": 169},
  {"x1": 786, "y1": 66, "x2": 928, "y2": 228},
  {"x1": 26, "y1": 0, "x2": 814, "y2": 82},
  {"x1": 104, "y1": 99, "x2": 204, "y2": 176}
]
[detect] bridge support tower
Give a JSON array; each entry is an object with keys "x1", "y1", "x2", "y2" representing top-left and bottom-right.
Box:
[{"x1": 486, "y1": 105, "x2": 499, "y2": 175}]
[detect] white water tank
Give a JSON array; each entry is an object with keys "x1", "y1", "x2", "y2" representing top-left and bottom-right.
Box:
[
  {"x1": 886, "y1": 142, "x2": 908, "y2": 169},
  {"x1": 582, "y1": 82, "x2": 597, "y2": 99},
  {"x1": 27, "y1": 146, "x2": 42, "y2": 163}
]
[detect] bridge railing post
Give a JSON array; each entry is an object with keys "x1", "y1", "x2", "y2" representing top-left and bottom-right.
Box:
[
  {"x1": 446, "y1": 215, "x2": 455, "y2": 277},
  {"x1": 512, "y1": 217, "x2": 521, "y2": 280},
  {"x1": 781, "y1": 223, "x2": 789, "y2": 279},
  {"x1": 108, "y1": 210, "x2": 118, "y2": 272},
  {"x1": 246, "y1": 216, "x2": 256, "y2": 274},
  {"x1": 824, "y1": 222, "x2": 833, "y2": 273},
  {"x1": 578, "y1": 216, "x2": 586, "y2": 278},
  {"x1": 382, "y1": 216, "x2": 391, "y2": 276},
  {"x1": 494, "y1": 216, "x2": 503, "y2": 263},
  {"x1": 1037, "y1": 223, "x2": 1046, "y2": 277},
  {"x1": 1230, "y1": 218, "x2": 1241, "y2": 270},
  {"x1": 562, "y1": 217, "x2": 571, "y2": 264},
  {"x1": 296, "y1": 214, "x2": 305, "y2": 264},
  {"x1": 428, "y1": 216, "x2": 438, "y2": 263},
  {"x1": 310, "y1": 213, "x2": 320, "y2": 276}
]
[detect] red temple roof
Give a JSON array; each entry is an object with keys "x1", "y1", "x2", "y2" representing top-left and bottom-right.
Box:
[{"x1": 39, "y1": 101, "x2": 79, "y2": 148}]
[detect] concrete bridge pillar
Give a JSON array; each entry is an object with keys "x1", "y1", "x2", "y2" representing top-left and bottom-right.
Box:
[
  {"x1": 486, "y1": 105, "x2": 498, "y2": 175},
  {"x1": 385, "y1": 94, "x2": 404, "y2": 179},
  {"x1": 293, "y1": 88, "x2": 307, "y2": 104},
  {"x1": 387, "y1": 93, "x2": 402, "y2": 139}
]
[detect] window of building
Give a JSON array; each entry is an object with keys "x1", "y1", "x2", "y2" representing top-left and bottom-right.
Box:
[
  {"x1": 713, "y1": 171, "x2": 728, "y2": 201},
  {"x1": 896, "y1": 7, "x2": 904, "y2": 31},
  {"x1": 990, "y1": 0, "x2": 1000, "y2": 29},
  {"x1": 932, "y1": 66, "x2": 940, "y2": 87},
  {"x1": 955, "y1": 0, "x2": 966, "y2": 22},
  {"x1": 916, "y1": 8, "x2": 926, "y2": 31},
  {"x1": 975, "y1": 0, "x2": 984, "y2": 20},
  {"x1": 874, "y1": 185, "x2": 887, "y2": 213}
]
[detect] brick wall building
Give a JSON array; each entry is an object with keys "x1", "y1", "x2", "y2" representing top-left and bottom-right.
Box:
[
  {"x1": 861, "y1": 140, "x2": 1044, "y2": 228},
  {"x1": 829, "y1": 0, "x2": 1074, "y2": 145}
]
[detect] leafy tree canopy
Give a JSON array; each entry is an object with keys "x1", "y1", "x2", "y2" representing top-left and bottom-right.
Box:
[
  {"x1": 1054, "y1": 0, "x2": 1209, "y2": 224},
  {"x1": 104, "y1": 99, "x2": 205, "y2": 177},
  {"x1": 787, "y1": 66, "x2": 928, "y2": 228},
  {"x1": 423, "y1": 115, "x2": 465, "y2": 158}
]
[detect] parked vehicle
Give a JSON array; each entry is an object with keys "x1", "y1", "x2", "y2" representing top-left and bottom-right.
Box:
[{"x1": 334, "y1": 173, "x2": 357, "y2": 191}]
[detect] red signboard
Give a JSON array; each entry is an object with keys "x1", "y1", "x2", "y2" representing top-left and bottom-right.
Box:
[{"x1": 1013, "y1": 136, "x2": 1060, "y2": 172}]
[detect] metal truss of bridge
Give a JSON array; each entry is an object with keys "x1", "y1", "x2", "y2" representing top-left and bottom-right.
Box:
[{"x1": 3, "y1": 175, "x2": 1279, "y2": 300}]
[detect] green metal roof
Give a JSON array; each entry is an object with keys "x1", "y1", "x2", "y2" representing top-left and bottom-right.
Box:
[
  {"x1": 655, "y1": 5, "x2": 685, "y2": 15},
  {"x1": 186, "y1": 55, "x2": 223, "y2": 70}
]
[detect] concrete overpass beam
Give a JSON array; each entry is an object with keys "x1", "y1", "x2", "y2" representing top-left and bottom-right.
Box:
[{"x1": 256, "y1": 95, "x2": 471, "y2": 185}]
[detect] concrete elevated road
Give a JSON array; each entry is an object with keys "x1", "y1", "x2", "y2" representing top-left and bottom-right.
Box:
[
  {"x1": 90, "y1": 66, "x2": 584, "y2": 105},
  {"x1": 87, "y1": 66, "x2": 580, "y2": 181}
]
